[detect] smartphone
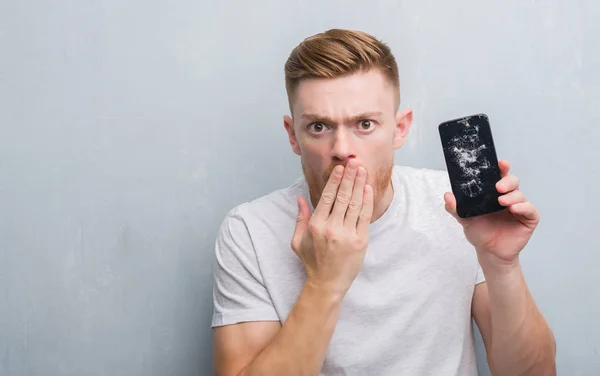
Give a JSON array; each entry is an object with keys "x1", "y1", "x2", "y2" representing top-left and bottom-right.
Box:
[{"x1": 438, "y1": 113, "x2": 505, "y2": 218}]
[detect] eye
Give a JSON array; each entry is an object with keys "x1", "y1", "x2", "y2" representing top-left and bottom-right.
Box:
[
  {"x1": 359, "y1": 120, "x2": 375, "y2": 131},
  {"x1": 308, "y1": 122, "x2": 329, "y2": 133}
]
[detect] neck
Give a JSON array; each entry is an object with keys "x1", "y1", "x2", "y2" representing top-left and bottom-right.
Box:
[{"x1": 371, "y1": 180, "x2": 394, "y2": 223}]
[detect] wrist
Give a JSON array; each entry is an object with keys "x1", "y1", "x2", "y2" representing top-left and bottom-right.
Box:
[
  {"x1": 303, "y1": 279, "x2": 346, "y2": 306},
  {"x1": 477, "y1": 251, "x2": 522, "y2": 278}
]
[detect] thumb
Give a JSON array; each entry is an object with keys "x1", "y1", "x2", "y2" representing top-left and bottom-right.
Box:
[
  {"x1": 292, "y1": 196, "x2": 311, "y2": 251},
  {"x1": 444, "y1": 192, "x2": 457, "y2": 217},
  {"x1": 444, "y1": 192, "x2": 466, "y2": 224}
]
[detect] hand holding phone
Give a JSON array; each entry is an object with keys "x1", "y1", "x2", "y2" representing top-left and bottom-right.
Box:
[{"x1": 438, "y1": 113, "x2": 505, "y2": 218}]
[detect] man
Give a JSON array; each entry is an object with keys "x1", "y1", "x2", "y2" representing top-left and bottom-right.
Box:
[{"x1": 211, "y1": 29, "x2": 556, "y2": 375}]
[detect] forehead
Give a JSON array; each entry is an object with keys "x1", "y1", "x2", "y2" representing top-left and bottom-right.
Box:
[{"x1": 292, "y1": 69, "x2": 397, "y2": 119}]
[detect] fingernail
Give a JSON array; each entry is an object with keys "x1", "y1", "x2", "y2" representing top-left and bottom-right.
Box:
[{"x1": 357, "y1": 167, "x2": 366, "y2": 177}]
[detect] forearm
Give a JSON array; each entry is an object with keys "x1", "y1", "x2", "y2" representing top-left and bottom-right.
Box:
[
  {"x1": 240, "y1": 282, "x2": 342, "y2": 376},
  {"x1": 479, "y1": 255, "x2": 556, "y2": 376}
]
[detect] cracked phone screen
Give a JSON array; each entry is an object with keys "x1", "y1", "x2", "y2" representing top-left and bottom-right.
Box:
[{"x1": 439, "y1": 114, "x2": 505, "y2": 218}]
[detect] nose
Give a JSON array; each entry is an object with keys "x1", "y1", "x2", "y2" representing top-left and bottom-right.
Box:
[{"x1": 330, "y1": 128, "x2": 356, "y2": 163}]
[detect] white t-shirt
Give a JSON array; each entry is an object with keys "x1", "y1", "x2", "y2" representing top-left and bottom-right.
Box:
[{"x1": 212, "y1": 165, "x2": 486, "y2": 375}]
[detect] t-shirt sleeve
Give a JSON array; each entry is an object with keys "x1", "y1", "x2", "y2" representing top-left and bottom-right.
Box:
[
  {"x1": 211, "y1": 208, "x2": 280, "y2": 328},
  {"x1": 431, "y1": 168, "x2": 487, "y2": 287}
]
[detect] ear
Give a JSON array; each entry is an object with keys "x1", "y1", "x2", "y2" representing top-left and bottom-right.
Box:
[
  {"x1": 284, "y1": 115, "x2": 301, "y2": 155},
  {"x1": 392, "y1": 108, "x2": 413, "y2": 149}
]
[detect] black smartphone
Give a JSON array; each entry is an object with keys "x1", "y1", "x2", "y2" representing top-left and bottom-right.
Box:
[{"x1": 438, "y1": 113, "x2": 505, "y2": 218}]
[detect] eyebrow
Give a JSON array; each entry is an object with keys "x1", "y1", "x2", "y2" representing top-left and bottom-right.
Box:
[{"x1": 300, "y1": 111, "x2": 384, "y2": 124}]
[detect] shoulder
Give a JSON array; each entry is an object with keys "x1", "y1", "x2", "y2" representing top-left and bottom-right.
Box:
[
  {"x1": 393, "y1": 165, "x2": 451, "y2": 197},
  {"x1": 392, "y1": 164, "x2": 457, "y2": 223},
  {"x1": 218, "y1": 176, "x2": 306, "y2": 235}
]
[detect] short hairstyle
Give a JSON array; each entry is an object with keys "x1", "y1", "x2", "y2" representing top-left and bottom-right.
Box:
[{"x1": 284, "y1": 29, "x2": 400, "y2": 112}]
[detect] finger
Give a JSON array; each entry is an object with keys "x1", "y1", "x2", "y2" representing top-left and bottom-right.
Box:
[
  {"x1": 498, "y1": 160, "x2": 511, "y2": 177},
  {"x1": 509, "y1": 202, "x2": 540, "y2": 225},
  {"x1": 313, "y1": 165, "x2": 344, "y2": 219},
  {"x1": 498, "y1": 190, "x2": 526, "y2": 207},
  {"x1": 496, "y1": 174, "x2": 520, "y2": 194},
  {"x1": 443, "y1": 192, "x2": 458, "y2": 219},
  {"x1": 291, "y1": 197, "x2": 311, "y2": 253},
  {"x1": 330, "y1": 160, "x2": 359, "y2": 223},
  {"x1": 356, "y1": 184, "x2": 374, "y2": 237},
  {"x1": 344, "y1": 167, "x2": 367, "y2": 228}
]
